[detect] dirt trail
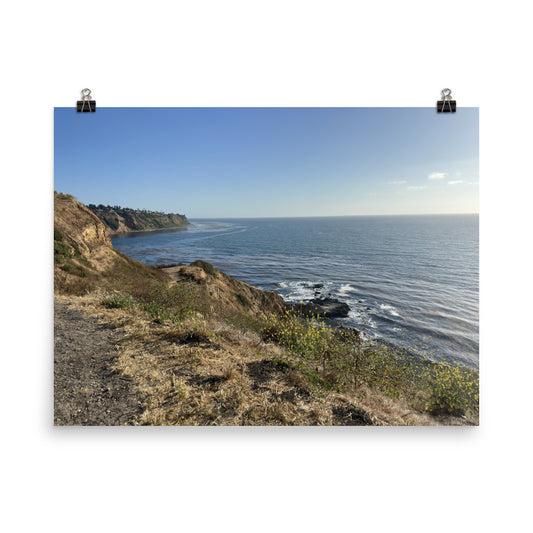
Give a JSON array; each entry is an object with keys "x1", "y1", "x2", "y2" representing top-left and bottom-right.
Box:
[{"x1": 54, "y1": 301, "x2": 144, "y2": 425}]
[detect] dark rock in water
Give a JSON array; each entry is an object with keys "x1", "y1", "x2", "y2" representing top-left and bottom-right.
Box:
[{"x1": 294, "y1": 297, "x2": 350, "y2": 319}]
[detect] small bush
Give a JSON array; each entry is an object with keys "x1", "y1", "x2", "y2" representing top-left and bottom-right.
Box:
[
  {"x1": 263, "y1": 309, "x2": 358, "y2": 391},
  {"x1": 137, "y1": 283, "x2": 201, "y2": 323},
  {"x1": 76, "y1": 255, "x2": 93, "y2": 269},
  {"x1": 423, "y1": 362, "x2": 479, "y2": 416},
  {"x1": 103, "y1": 293, "x2": 136, "y2": 309},
  {"x1": 235, "y1": 293, "x2": 251, "y2": 307},
  {"x1": 224, "y1": 310, "x2": 267, "y2": 333},
  {"x1": 55, "y1": 192, "x2": 74, "y2": 200},
  {"x1": 61, "y1": 262, "x2": 89, "y2": 278},
  {"x1": 191, "y1": 260, "x2": 217, "y2": 277},
  {"x1": 54, "y1": 228, "x2": 65, "y2": 242},
  {"x1": 54, "y1": 241, "x2": 72, "y2": 261}
]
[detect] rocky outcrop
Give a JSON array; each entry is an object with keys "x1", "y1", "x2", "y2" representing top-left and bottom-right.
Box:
[
  {"x1": 55, "y1": 194, "x2": 112, "y2": 254},
  {"x1": 162, "y1": 263, "x2": 288, "y2": 319},
  {"x1": 294, "y1": 297, "x2": 350, "y2": 318},
  {"x1": 54, "y1": 192, "x2": 120, "y2": 273}
]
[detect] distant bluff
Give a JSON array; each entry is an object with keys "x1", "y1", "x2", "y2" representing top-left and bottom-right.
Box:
[
  {"x1": 86, "y1": 203, "x2": 189, "y2": 233},
  {"x1": 54, "y1": 192, "x2": 286, "y2": 317}
]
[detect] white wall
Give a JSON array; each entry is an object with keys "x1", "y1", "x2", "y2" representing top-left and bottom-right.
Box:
[{"x1": 1, "y1": 1, "x2": 531, "y2": 532}]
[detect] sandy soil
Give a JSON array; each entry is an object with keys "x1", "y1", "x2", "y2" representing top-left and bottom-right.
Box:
[{"x1": 54, "y1": 301, "x2": 144, "y2": 425}]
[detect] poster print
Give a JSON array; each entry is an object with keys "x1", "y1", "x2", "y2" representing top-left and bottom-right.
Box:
[{"x1": 54, "y1": 107, "x2": 479, "y2": 426}]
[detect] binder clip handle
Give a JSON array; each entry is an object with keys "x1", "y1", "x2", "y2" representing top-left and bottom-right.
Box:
[
  {"x1": 77, "y1": 88, "x2": 96, "y2": 112},
  {"x1": 437, "y1": 88, "x2": 456, "y2": 113}
]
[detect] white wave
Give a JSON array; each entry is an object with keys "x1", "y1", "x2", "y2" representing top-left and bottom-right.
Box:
[
  {"x1": 380, "y1": 303, "x2": 400, "y2": 317},
  {"x1": 280, "y1": 282, "x2": 316, "y2": 302},
  {"x1": 347, "y1": 309, "x2": 377, "y2": 329},
  {"x1": 338, "y1": 283, "x2": 357, "y2": 296},
  {"x1": 279, "y1": 280, "x2": 332, "y2": 302}
]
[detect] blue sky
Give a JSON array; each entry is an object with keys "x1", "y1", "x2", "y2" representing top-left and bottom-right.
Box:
[{"x1": 54, "y1": 107, "x2": 478, "y2": 217}]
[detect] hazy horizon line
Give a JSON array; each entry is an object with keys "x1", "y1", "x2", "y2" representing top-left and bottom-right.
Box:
[{"x1": 188, "y1": 212, "x2": 479, "y2": 220}]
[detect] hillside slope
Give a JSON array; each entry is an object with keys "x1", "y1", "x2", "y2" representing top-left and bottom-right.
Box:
[
  {"x1": 54, "y1": 193, "x2": 285, "y2": 316},
  {"x1": 54, "y1": 192, "x2": 167, "y2": 293}
]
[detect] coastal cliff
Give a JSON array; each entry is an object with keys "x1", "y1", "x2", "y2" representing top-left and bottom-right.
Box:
[
  {"x1": 54, "y1": 193, "x2": 285, "y2": 317},
  {"x1": 54, "y1": 192, "x2": 478, "y2": 426},
  {"x1": 86, "y1": 203, "x2": 189, "y2": 233}
]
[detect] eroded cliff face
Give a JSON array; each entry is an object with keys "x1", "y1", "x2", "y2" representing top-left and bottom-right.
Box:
[
  {"x1": 53, "y1": 193, "x2": 287, "y2": 320},
  {"x1": 86, "y1": 204, "x2": 189, "y2": 233},
  {"x1": 54, "y1": 193, "x2": 131, "y2": 293},
  {"x1": 55, "y1": 193, "x2": 115, "y2": 263},
  {"x1": 55, "y1": 195, "x2": 109, "y2": 246}
]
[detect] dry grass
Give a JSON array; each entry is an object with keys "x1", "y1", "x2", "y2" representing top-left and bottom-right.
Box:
[{"x1": 56, "y1": 291, "x2": 475, "y2": 426}]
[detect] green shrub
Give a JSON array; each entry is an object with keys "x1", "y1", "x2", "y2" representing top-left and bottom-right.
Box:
[
  {"x1": 54, "y1": 228, "x2": 65, "y2": 242},
  {"x1": 54, "y1": 241, "x2": 73, "y2": 262},
  {"x1": 190, "y1": 260, "x2": 217, "y2": 277},
  {"x1": 76, "y1": 255, "x2": 93, "y2": 269},
  {"x1": 263, "y1": 309, "x2": 359, "y2": 391},
  {"x1": 223, "y1": 309, "x2": 267, "y2": 333},
  {"x1": 55, "y1": 192, "x2": 74, "y2": 200},
  {"x1": 103, "y1": 293, "x2": 136, "y2": 309},
  {"x1": 235, "y1": 293, "x2": 251, "y2": 307},
  {"x1": 263, "y1": 311, "x2": 479, "y2": 414},
  {"x1": 60, "y1": 262, "x2": 89, "y2": 278},
  {"x1": 137, "y1": 283, "x2": 202, "y2": 323},
  {"x1": 423, "y1": 362, "x2": 479, "y2": 416}
]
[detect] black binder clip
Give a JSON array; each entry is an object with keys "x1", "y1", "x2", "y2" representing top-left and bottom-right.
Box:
[
  {"x1": 437, "y1": 88, "x2": 456, "y2": 113},
  {"x1": 77, "y1": 88, "x2": 96, "y2": 112}
]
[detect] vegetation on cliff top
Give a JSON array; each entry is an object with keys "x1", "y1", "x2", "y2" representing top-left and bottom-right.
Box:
[{"x1": 86, "y1": 203, "x2": 189, "y2": 233}]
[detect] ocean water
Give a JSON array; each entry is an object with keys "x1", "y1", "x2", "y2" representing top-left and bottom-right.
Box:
[{"x1": 111, "y1": 215, "x2": 479, "y2": 368}]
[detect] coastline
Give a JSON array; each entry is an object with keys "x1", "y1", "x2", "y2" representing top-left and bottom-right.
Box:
[
  {"x1": 108, "y1": 223, "x2": 191, "y2": 237},
  {"x1": 111, "y1": 215, "x2": 478, "y2": 369},
  {"x1": 54, "y1": 193, "x2": 479, "y2": 425}
]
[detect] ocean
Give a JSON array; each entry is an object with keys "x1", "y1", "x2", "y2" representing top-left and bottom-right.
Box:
[{"x1": 111, "y1": 215, "x2": 479, "y2": 368}]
